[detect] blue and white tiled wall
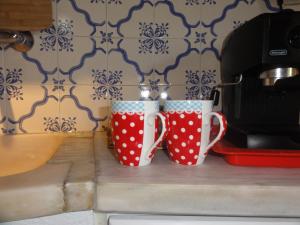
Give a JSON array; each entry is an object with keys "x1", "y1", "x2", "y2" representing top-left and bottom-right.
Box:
[{"x1": 0, "y1": 0, "x2": 282, "y2": 134}]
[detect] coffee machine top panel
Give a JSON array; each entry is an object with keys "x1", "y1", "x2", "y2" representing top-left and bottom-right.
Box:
[{"x1": 221, "y1": 10, "x2": 300, "y2": 83}]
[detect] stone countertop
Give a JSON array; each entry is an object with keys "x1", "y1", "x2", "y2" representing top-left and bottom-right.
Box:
[
  {"x1": 94, "y1": 133, "x2": 300, "y2": 218},
  {"x1": 0, "y1": 136, "x2": 95, "y2": 222},
  {"x1": 2, "y1": 133, "x2": 300, "y2": 222}
]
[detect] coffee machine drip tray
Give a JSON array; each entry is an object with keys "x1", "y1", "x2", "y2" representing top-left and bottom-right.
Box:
[
  {"x1": 225, "y1": 125, "x2": 300, "y2": 150},
  {"x1": 212, "y1": 140, "x2": 300, "y2": 168}
]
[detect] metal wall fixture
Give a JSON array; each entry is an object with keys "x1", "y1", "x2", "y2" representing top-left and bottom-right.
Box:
[{"x1": 0, "y1": 31, "x2": 34, "y2": 52}]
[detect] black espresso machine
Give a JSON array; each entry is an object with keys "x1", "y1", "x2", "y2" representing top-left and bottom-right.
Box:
[{"x1": 220, "y1": 10, "x2": 300, "y2": 150}]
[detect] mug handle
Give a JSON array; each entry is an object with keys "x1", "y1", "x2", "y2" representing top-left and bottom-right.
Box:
[
  {"x1": 146, "y1": 112, "x2": 167, "y2": 159},
  {"x1": 204, "y1": 112, "x2": 227, "y2": 154}
]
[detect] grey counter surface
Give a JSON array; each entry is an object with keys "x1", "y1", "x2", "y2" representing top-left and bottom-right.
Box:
[
  {"x1": 0, "y1": 136, "x2": 95, "y2": 222},
  {"x1": 94, "y1": 133, "x2": 300, "y2": 217},
  {"x1": 2, "y1": 132, "x2": 300, "y2": 222}
]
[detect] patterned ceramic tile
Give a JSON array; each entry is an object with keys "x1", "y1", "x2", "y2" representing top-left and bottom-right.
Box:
[
  {"x1": 57, "y1": 0, "x2": 95, "y2": 36},
  {"x1": 141, "y1": 71, "x2": 167, "y2": 100},
  {"x1": 160, "y1": 0, "x2": 200, "y2": 26},
  {"x1": 84, "y1": 64, "x2": 138, "y2": 101},
  {"x1": 165, "y1": 49, "x2": 200, "y2": 87},
  {"x1": 60, "y1": 85, "x2": 110, "y2": 131},
  {"x1": 0, "y1": 52, "x2": 7, "y2": 134},
  {"x1": 200, "y1": 51, "x2": 219, "y2": 109},
  {"x1": 46, "y1": 74, "x2": 64, "y2": 99},
  {"x1": 1, "y1": 0, "x2": 288, "y2": 133},
  {"x1": 98, "y1": 31, "x2": 115, "y2": 52},
  {"x1": 165, "y1": 84, "x2": 186, "y2": 100},
  {"x1": 4, "y1": 47, "x2": 56, "y2": 85},
  {"x1": 74, "y1": 0, "x2": 106, "y2": 28},
  {"x1": 200, "y1": 0, "x2": 235, "y2": 26},
  {"x1": 117, "y1": 1, "x2": 154, "y2": 38},
  {"x1": 120, "y1": 85, "x2": 143, "y2": 101},
  {"x1": 58, "y1": 36, "x2": 96, "y2": 83},
  {"x1": 154, "y1": 1, "x2": 189, "y2": 38},
  {"x1": 3, "y1": 93, "x2": 15, "y2": 135},
  {"x1": 18, "y1": 86, "x2": 59, "y2": 133},
  {"x1": 0, "y1": 67, "x2": 24, "y2": 103},
  {"x1": 6, "y1": 85, "x2": 59, "y2": 133},
  {"x1": 164, "y1": 48, "x2": 202, "y2": 101},
  {"x1": 107, "y1": 47, "x2": 144, "y2": 85},
  {"x1": 70, "y1": 47, "x2": 107, "y2": 85},
  {"x1": 107, "y1": 0, "x2": 153, "y2": 38},
  {"x1": 24, "y1": 31, "x2": 58, "y2": 76},
  {"x1": 59, "y1": 91, "x2": 104, "y2": 132},
  {"x1": 117, "y1": 38, "x2": 154, "y2": 76},
  {"x1": 154, "y1": 38, "x2": 190, "y2": 75},
  {"x1": 0, "y1": 47, "x2": 8, "y2": 134},
  {"x1": 198, "y1": 20, "x2": 215, "y2": 55},
  {"x1": 3, "y1": 102, "x2": 20, "y2": 135}
]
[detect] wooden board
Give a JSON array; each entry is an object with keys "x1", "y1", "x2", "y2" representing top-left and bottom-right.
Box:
[
  {"x1": 0, "y1": 0, "x2": 52, "y2": 31},
  {"x1": 0, "y1": 134, "x2": 64, "y2": 177}
]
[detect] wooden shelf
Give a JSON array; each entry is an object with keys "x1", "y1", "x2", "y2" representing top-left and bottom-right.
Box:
[{"x1": 0, "y1": 0, "x2": 52, "y2": 31}]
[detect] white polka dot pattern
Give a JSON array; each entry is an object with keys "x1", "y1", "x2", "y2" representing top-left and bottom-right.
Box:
[
  {"x1": 112, "y1": 112, "x2": 161, "y2": 167},
  {"x1": 165, "y1": 111, "x2": 202, "y2": 166}
]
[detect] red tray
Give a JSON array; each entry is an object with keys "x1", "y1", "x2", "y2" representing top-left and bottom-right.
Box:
[{"x1": 212, "y1": 140, "x2": 300, "y2": 168}]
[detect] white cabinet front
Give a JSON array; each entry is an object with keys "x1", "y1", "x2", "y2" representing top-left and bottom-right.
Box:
[{"x1": 108, "y1": 215, "x2": 300, "y2": 225}]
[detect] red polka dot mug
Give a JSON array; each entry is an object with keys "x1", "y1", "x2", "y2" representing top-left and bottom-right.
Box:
[
  {"x1": 111, "y1": 101, "x2": 167, "y2": 167},
  {"x1": 164, "y1": 100, "x2": 227, "y2": 166}
]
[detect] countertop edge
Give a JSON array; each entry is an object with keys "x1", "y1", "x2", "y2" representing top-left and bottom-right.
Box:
[{"x1": 95, "y1": 182, "x2": 300, "y2": 217}]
